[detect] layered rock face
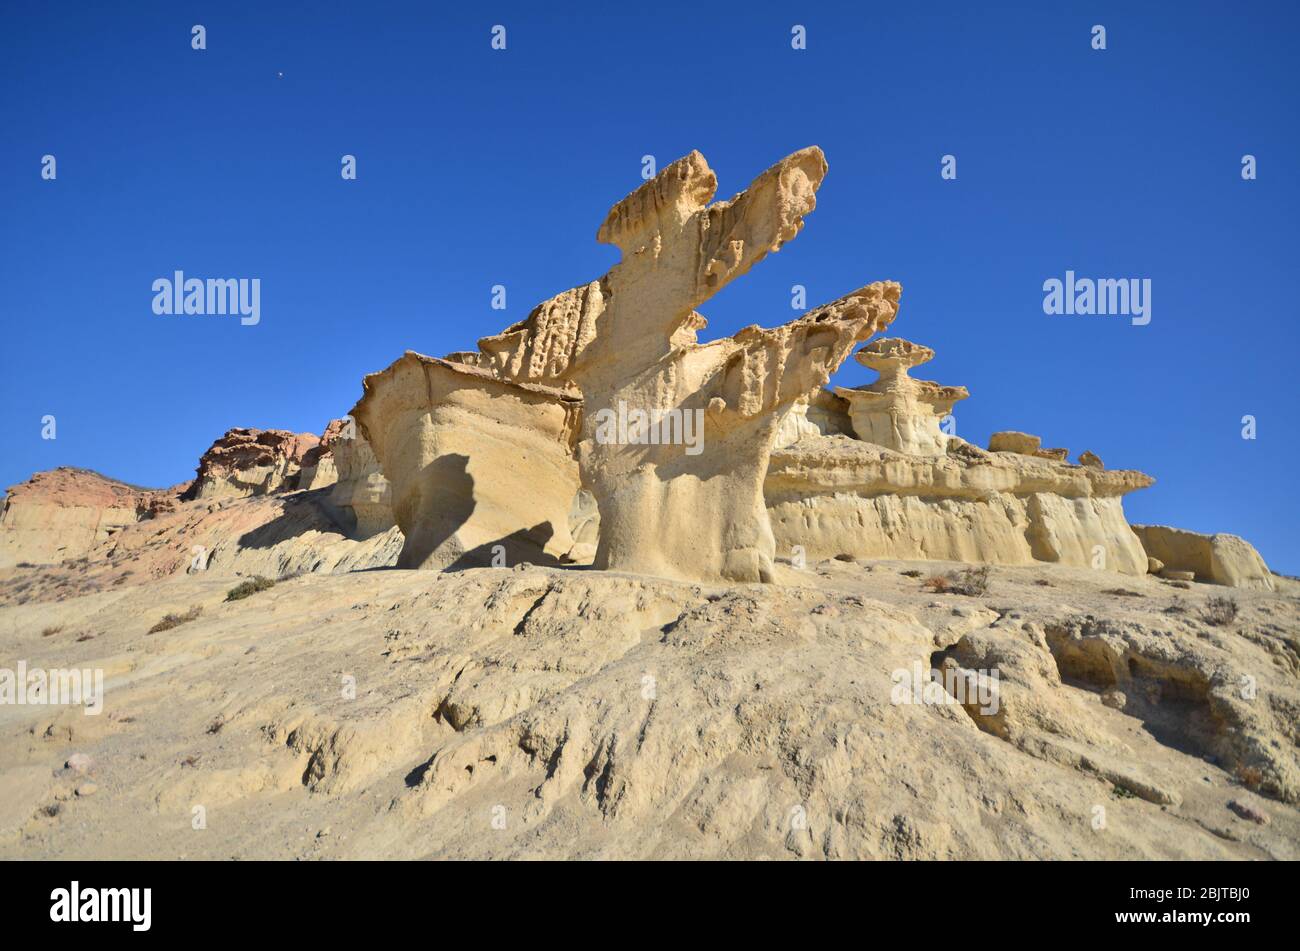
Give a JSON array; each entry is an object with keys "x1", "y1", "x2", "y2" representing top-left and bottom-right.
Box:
[
  {"x1": 1132, "y1": 525, "x2": 1274, "y2": 591},
  {"x1": 0, "y1": 468, "x2": 182, "y2": 568},
  {"x1": 296, "y1": 418, "x2": 395, "y2": 538},
  {"x1": 433, "y1": 147, "x2": 899, "y2": 582},
  {"x1": 766, "y1": 339, "x2": 1154, "y2": 575},
  {"x1": 352, "y1": 353, "x2": 582, "y2": 569},
  {"x1": 327, "y1": 426, "x2": 394, "y2": 538},
  {"x1": 183, "y1": 428, "x2": 320, "y2": 501}
]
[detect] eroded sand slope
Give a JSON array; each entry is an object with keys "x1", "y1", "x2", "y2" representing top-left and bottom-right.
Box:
[{"x1": 1, "y1": 559, "x2": 1296, "y2": 859}]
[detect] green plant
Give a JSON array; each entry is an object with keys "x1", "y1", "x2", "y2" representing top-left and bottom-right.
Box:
[
  {"x1": 148, "y1": 605, "x2": 203, "y2": 634},
  {"x1": 225, "y1": 576, "x2": 276, "y2": 602},
  {"x1": 1202, "y1": 596, "x2": 1238, "y2": 627}
]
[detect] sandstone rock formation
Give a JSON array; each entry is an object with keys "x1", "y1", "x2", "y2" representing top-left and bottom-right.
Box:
[
  {"x1": 327, "y1": 424, "x2": 394, "y2": 538},
  {"x1": 296, "y1": 418, "x2": 395, "y2": 538},
  {"x1": 297, "y1": 419, "x2": 347, "y2": 490},
  {"x1": 0, "y1": 468, "x2": 182, "y2": 568},
  {"x1": 183, "y1": 428, "x2": 320, "y2": 501},
  {"x1": 832, "y1": 338, "x2": 967, "y2": 456},
  {"x1": 766, "y1": 340, "x2": 1154, "y2": 574},
  {"x1": 352, "y1": 353, "x2": 582, "y2": 569},
  {"x1": 773, "y1": 390, "x2": 854, "y2": 450},
  {"x1": 989, "y1": 431, "x2": 1041, "y2": 455},
  {"x1": 767, "y1": 435, "x2": 1154, "y2": 573},
  {"x1": 368, "y1": 147, "x2": 900, "y2": 582},
  {"x1": 1132, "y1": 524, "x2": 1274, "y2": 590}
]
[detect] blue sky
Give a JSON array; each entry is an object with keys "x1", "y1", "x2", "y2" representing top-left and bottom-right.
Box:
[{"x1": 1, "y1": 1, "x2": 1296, "y2": 572}]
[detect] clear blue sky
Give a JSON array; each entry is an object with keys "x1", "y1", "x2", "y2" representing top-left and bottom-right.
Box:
[{"x1": 2, "y1": 2, "x2": 1296, "y2": 573}]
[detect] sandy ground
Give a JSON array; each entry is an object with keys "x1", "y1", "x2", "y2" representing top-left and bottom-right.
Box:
[{"x1": 1, "y1": 557, "x2": 1297, "y2": 859}]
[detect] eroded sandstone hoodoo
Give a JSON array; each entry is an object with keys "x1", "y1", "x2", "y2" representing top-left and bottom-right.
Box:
[
  {"x1": 766, "y1": 339, "x2": 1156, "y2": 575},
  {"x1": 832, "y1": 338, "x2": 967, "y2": 456},
  {"x1": 351, "y1": 352, "x2": 582, "y2": 570},
  {"x1": 434, "y1": 147, "x2": 899, "y2": 582}
]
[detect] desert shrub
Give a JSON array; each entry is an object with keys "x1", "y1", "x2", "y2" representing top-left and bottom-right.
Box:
[
  {"x1": 900, "y1": 569, "x2": 923, "y2": 578},
  {"x1": 41, "y1": 625, "x2": 63, "y2": 637},
  {"x1": 1102, "y1": 588, "x2": 1144, "y2": 598},
  {"x1": 148, "y1": 605, "x2": 203, "y2": 634},
  {"x1": 1236, "y1": 764, "x2": 1264, "y2": 790},
  {"x1": 1033, "y1": 578, "x2": 1054, "y2": 587},
  {"x1": 225, "y1": 576, "x2": 276, "y2": 602},
  {"x1": 921, "y1": 566, "x2": 990, "y2": 597},
  {"x1": 1202, "y1": 596, "x2": 1238, "y2": 627}
]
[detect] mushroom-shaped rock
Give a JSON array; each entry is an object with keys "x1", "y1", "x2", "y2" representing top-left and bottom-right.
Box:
[{"x1": 833, "y1": 338, "x2": 967, "y2": 456}]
